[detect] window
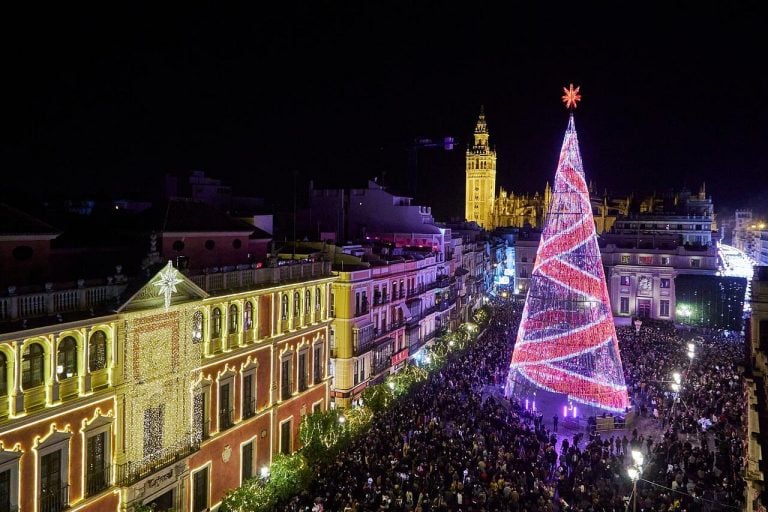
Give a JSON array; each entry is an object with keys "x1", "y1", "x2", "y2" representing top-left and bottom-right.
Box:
[
  {"x1": 620, "y1": 297, "x2": 629, "y2": 314},
  {"x1": 313, "y1": 344, "x2": 323, "y2": 384},
  {"x1": 192, "y1": 311, "x2": 204, "y2": 344},
  {"x1": 58, "y1": 336, "x2": 78, "y2": 380},
  {"x1": 219, "y1": 378, "x2": 234, "y2": 431},
  {"x1": 661, "y1": 256, "x2": 670, "y2": 266},
  {"x1": 305, "y1": 290, "x2": 311, "y2": 316},
  {"x1": 0, "y1": 352, "x2": 7, "y2": 397},
  {"x1": 620, "y1": 254, "x2": 631, "y2": 264},
  {"x1": 760, "y1": 320, "x2": 768, "y2": 351},
  {"x1": 281, "y1": 295, "x2": 289, "y2": 320},
  {"x1": 22, "y1": 342, "x2": 45, "y2": 389},
  {"x1": 143, "y1": 406, "x2": 164, "y2": 459},
  {"x1": 192, "y1": 467, "x2": 209, "y2": 512},
  {"x1": 172, "y1": 240, "x2": 185, "y2": 251},
  {"x1": 638, "y1": 255, "x2": 653, "y2": 265},
  {"x1": 660, "y1": 300, "x2": 670, "y2": 317},
  {"x1": 0, "y1": 450, "x2": 20, "y2": 512},
  {"x1": 313, "y1": 401, "x2": 322, "y2": 414},
  {"x1": 40, "y1": 450, "x2": 66, "y2": 512},
  {"x1": 212, "y1": 308, "x2": 222, "y2": 338},
  {"x1": 86, "y1": 432, "x2": 107, "y2": 496},
  {"x1": 316, "y1": 287, "x2": 322, "y2": 311},
  {"x1": 293, "y1": 292, "x2": 301, "y2": 317},
  {"x1": 620, "y1": 276, "x2": 630, "y2": 286},
  {"x1": 281, "y1": 358, "x2": 292, "y2": 400},
  {"x1": 89, "y1": 331, "x2": 107, "y2": 372},
  {"x1": 690, "y1": 258, "x2": 700, "y2": 268},
  {"x1": 193, "y1": 390, "x2": 210, "y2": 441},
  {"x1": 280, "y1": 420, "x2": 292, "y2": 455},
  {"x1": 329, "y1": 291, "x2": 335, "y2": 317},
  {"x1": 0, "y1": 469, "x2": 11, "y2": 512},
  {"x1": 353, "y1": 359, "x2": 360, "y2": 386},
  {"x1": 229, "y1": 304, "x2": 239, "y2": 334},
  {"x1": 241, "y1": 441, "x2": 254, "y2": 483},
  {"x1": 12, "y1": 245, "x2": 34, "y2": 260},
  {"x1": 242, "y1": 373, "x2": 255, "y2": 418},
  {"x1": 660, "y1": 278, "x2": 670, "y2": 289},
  {"x1": 204, "y1": 240, "x2": 215, "y2": 250},
  {"x1": 244, "y1": 302, "x2": 253, "y2": 331},
  {"x1": 298, "y1": 351, "x2": 308, "y2": 392}
]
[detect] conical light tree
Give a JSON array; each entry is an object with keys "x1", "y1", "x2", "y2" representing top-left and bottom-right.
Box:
[{"x1": 506, "y1": 86, "x2": 628, "y2": 412}]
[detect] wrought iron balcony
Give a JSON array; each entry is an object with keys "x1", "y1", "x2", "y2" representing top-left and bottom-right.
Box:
[{"x1": 115, "y1": 437, "x2": 200, "y2": 487}]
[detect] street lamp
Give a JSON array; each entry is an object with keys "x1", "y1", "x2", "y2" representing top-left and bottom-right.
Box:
[
  {"x1": 260, "y1": 466, "x2": 270, "y2": 479},
  {"x1": 627, "y1": 450, "x2": 644, "y2": 512}
]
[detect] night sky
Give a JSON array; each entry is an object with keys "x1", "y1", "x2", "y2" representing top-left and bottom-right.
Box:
[{"x1": 3, "y1": 3, "x2": 766, "y2": 218}]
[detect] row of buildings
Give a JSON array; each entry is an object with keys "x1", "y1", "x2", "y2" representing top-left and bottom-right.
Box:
[
  {"x1": 462, "y1": 108, "x2": 735, "y2": 325},
  {"x1": 733, "y1": 209, "x2": 768, "y2": 265},
  {"x1": 0, "y1": 182, "x2": 500, "y2": 511}
]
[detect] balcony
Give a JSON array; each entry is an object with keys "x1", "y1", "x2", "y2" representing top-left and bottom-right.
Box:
[
  {"x1": 219, "y1": 408, "x2": 234, "y2": 431},
  {"x1": 115, "y1": 437, "x2": 200, "y2": 486},
  {"x1": 242, "y1": 398, "x2": 256, "y2": 419},
  {"x1": 189, "y1": 261, "x2": 333, "y2": 294},
  {"x1": 40, "y1": 483, "x2": 69, "y2": 512},
  {"x1": 371, "y1": 357, "x2": 391, "y2": 376},
  {"x1": 86, "y1": 464, "x2": 111, "y2": 497}
]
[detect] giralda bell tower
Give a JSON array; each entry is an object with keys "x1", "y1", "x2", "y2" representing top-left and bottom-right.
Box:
[{"x1": 465, "y1": 106, "x2": 496, "y2": 229}]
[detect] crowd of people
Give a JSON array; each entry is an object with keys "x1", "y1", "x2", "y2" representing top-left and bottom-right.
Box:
[{"x1": 282, "y1": 300, "x2": 747, "y2": 511}]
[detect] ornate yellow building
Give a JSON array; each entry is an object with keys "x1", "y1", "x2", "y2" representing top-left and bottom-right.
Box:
[{"x1": 465, "y1": 108, "x2": 496, "y2": 229}]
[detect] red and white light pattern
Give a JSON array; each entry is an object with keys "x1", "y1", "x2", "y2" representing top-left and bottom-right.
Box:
[{"x1": 507, "y1": 114, "x2": 628, "y2": 412}]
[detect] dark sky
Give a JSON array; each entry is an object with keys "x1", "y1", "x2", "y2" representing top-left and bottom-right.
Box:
[{"x1": 2, "y1": 3, "x2": 766, "y2": 217}]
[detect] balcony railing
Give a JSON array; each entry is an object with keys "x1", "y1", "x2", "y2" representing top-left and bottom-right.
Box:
[
  {"x1": 243, "y1": 398, "x2": 256, "y2": 419},
  {"x1": 298, "y1": 374, "x2": 308, "y2": 392},
  {"x1": 371, "y1": 357, "x2": 391, "y2": 375},
  {"x1": 189, "y1": 261, "x2": 333, "y2": 293},
  {"x1": 197, "y1": 419, "x2": 211, "y2": 441},
  {"x1": 281, "y1": 383, "x2": 292, "y2": 401},
  {"x1": 40, "y1": 483, "x2": 69, "y2": 512},
  {"x1": 86, "y1": 464, "x2": 111, "y2": 497},
  {"x1": 219, "y1": 408, "x2": 234, "y2": 431},
  {"x1": 116, "y1": 437, "x2": 200, "y2": 486}
]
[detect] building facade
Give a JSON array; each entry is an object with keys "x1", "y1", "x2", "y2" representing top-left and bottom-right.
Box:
[{"x1": 0, "y1": 261, "x2": 335, "y2": 512}]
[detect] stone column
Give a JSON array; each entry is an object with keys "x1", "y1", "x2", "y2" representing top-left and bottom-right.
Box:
[
  {"x1": 11, "y1": 341, "x2": 24, "y2": 415},
  {"x1": 81, "y1": 326, "x2": 92, "y2": 394},
  {"x1": 49, "y1": 334, "x2": 60, "y2": 403}
]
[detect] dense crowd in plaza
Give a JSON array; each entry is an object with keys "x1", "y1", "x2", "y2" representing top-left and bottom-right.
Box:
[{"x1": 283, "y1": 302, "x2": 746, "y2": 511}]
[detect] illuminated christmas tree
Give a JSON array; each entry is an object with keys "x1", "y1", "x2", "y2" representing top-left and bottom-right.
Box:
[{"x1": 506, "y1": 85, "x2": 628, "y2": 412}]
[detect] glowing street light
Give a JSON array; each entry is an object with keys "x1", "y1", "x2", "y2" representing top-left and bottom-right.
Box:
[
  {"x1": 260, "y1": 466, "x2": 270, "y2": 479},
  {"x1": 631, "y1": 450, "x2": 644, "y2": 467},
  {"x1": 338, "y1": 415, "x2": 346, "y2": 424},
  {"x1": 387, "y1": 381, "x2": 395, "y2": 390},
  {"x1": 672, "y1": 372, "x2": 681, "y2": 385}
]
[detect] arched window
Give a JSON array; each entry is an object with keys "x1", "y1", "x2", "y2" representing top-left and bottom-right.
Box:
[
  {"x1": 293, "y1": 292, "x2": 300, "y2": 317},
  {"x1": 0, "y1": 352, "x2": 7, "y2": 396},
  {"x1": 89, "y1": 331, "x2": 107, "y2": 372},
  {"x1": 58, "y1": 336, "x2": 78, "y2": 380},
  {"x1": 316, "y1": 287, "x2": 321, "y2": 311},
  {"x1": 212, "y1": 308, "x2": 222, "y2": 338},
  {"x1": 305, "y1": 290, "x2": 311, "y2": 315},
  {"x1": 192, "y1": 311, "x2": 204, "y2": 343},
  {"x1": 22, "y1": 342, "x2": 45, "y2": 388},
  {"x1": 244, "y1": 302, "x2": 253, "y2": 330},
  {"x1": 229, "y1": 304, "x2": 239, "y2": 334},
  {"x1": 281, "y1": 295, "x2": 289, "y2": 320}
]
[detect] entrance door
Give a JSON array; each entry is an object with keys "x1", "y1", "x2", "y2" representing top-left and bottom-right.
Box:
[
  {"x1": 637, "y1": 299, "x2": 652, "y2": 318},
  {"x1": 146, "y1": 489, "x2": 174, "y2": 512}
]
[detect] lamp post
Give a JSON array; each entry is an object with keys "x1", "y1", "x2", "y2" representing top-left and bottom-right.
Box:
[{"x1": 626, "y1": 449, "x2": 644, "y2": 512}]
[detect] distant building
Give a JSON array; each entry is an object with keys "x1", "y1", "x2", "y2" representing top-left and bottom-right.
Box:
[{"x1": 464, "y1": 107, "x2": 496, "y2": 230}]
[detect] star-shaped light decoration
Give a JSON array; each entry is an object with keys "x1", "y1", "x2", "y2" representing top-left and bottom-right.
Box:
[
  {"x1": 562, "y1": 83, "x2": 582, "y2": 109},
  {"x1": 154, "y1": 260, "x2": 183, "y2": 311}
]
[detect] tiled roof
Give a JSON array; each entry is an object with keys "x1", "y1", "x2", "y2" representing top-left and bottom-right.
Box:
[{"x1": 0, "y1": 203, "x2": 59, "y2": 236}]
